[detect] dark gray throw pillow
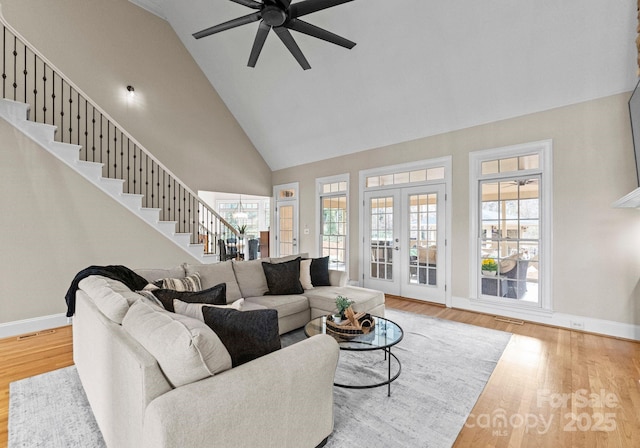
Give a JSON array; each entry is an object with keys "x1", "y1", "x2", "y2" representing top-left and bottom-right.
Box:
[
  {"x1": 201, "y1": 307, "x2": 281, "y2": 367},
  {"x1": 310, "y1": 256, "x2": 331, "y2": 286},
  {"x1": 262, "y1": 257, "x2": 304, "y2": 295},
  {"x1": 152, "y1": 283, "x2": 226, "y2": 312}
]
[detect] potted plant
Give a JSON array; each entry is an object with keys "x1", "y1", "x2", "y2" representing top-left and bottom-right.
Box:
[
  {"x1": 237, "y1": 224, "x2": 247, "y2": 239},
  {"x1": 334, "y1": 295, "x2": 354, "y2": 323},
  {"x1": 481, "y1": 258, "x2": 498, "y2": 276}
]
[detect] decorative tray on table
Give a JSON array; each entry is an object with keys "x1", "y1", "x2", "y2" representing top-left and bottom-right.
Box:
[{"x1": 326, "y1": 307, "x2": 375, "y2": 337}]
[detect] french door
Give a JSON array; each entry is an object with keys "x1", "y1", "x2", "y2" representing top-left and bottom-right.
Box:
[{"x1": 363, "y1": 185, "x2": 445, "y2": 303}]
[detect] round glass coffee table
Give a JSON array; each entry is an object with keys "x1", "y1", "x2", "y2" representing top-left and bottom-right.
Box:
[{"x1": 304, "y1": 315, "x2": 403, "y2": 396}]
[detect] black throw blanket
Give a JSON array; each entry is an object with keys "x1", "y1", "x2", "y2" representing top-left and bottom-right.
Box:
[{"x1": 65, "y1": 265, "x2": 150, "y2": 317}]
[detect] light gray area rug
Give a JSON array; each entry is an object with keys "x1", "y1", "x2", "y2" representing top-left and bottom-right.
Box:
[
  {"x1": 282, "y1": 309, "x2": 512, "y2": 448},
  {"x1": 8, "y1": 365, "x2": 106, "y2": 448},
  {"x1": 9, "y1": 309, "x2": 510, "y2": 448}
]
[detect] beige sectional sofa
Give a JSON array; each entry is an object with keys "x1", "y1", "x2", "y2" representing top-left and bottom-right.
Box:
[
  {"x1": 72, "y1": 255, "x2": 385, "y2": 448},
  {"x1": 167, "y1": 254, "x2": 386, "y2": 335}
]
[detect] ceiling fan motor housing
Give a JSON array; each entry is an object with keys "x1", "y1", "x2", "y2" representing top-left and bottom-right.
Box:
[{"x1": 262, "y1": 5, "x2": 287, "y2": 27}]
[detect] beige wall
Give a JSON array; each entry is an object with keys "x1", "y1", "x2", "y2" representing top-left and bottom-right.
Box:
[
  {"x1": 0, "y1": 0, "x2": 272, "y2": 196},
  {"x1": 0, "y1": 119, "x2": 193, "y2": 324},
  {"x1": 273, "y1": 93, "x2": 640, "y2": 326}
]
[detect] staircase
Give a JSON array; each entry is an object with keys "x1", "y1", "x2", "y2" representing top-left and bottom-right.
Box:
[
  {"x1": 0, "y1": 11, "x2": 238, "y2": 263},
  {"x1": 0, "y1": 98, "x2": 215, "y2": 262}
]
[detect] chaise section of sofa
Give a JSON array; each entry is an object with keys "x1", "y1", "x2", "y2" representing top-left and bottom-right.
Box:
[{"x1": 73, "y1": 275, "x2": 339, "y2": 448}]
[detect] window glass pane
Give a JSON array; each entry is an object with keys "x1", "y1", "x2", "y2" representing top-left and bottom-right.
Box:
[
  {"x1": 519, "y1": 154, "x2": 539, "y2": 170},
  {"x1": 409, "y1": 170, "x2": 427, "y2": 182},
  {"x1": 427, "y1": 167, "x2": 445, "y2": 180},
  {"x1": 499, "y1": 158, "x2": 518, "y2": 173},
  {"x1": 394, "y1": 172, "x2": 410, "y2": 184},
  {"x1": 482, "y1": 160, "x2": 499, "y2": 175},
  {"x1": 322, "y1": 184, "x2": 331, "y2": 194},
  {"x1": 338, "y1": 181, "x2": 347, "y2": 192},
  {"x1": 380, "y1": 174, "x2": 393, "y2": 186},
  {"x1": 366, "y1": 176, "x2": 379, "y2": 188},
  {"x1": 279, "y1": 189, "x2": 295, "y2": 199},
  {"x1": 479, "y1": 174, "x2": 541, "y2": 303}
]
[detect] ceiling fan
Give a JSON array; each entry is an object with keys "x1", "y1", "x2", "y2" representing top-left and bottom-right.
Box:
[{"x1": 192, "y1": 0, "x2": 356, "y2": 70}]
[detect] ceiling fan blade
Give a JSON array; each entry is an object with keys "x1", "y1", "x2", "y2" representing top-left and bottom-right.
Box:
[
  {"x1": 230, "y1": 0, "x2": 263, "y2": 9},
  {"x1": 273, "y1": 26, "x2": 311, "y2": 70},
  {"x1": 289, "y1": 0, "x2": 354, "y2": 18},
  {"x1": 248, "y1": 22, "x2": 271, "y2": 67},
  {"x1": 285, "y1": 18, "x2": 355, "y2": 49},
  {"x1": 193, "y1": 12, "x2": 262, "y2": 39},
  {"x1": 273, "y1": 0, "x2": 292, "y2": 7}
]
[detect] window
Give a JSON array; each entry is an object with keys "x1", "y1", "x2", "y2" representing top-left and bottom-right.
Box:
[
  {"x1": 470, "y1": 141, "x2": 552, "y2": 310},
  {"x1": 317, "y1": 175, "x2": 348, "y2": 271}
]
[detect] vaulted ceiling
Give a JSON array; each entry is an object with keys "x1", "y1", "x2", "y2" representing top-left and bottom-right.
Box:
[{"x1": 131, "y1": 0, "x2": 637, "y2": 171}]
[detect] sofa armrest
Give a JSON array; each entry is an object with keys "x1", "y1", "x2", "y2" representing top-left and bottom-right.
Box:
[
  {"x1": 329, "y1": 269, "x2": 347, "y2": 287},
  {"x1": 143, "y1": 334, "x2": 339, "y2": 448}
]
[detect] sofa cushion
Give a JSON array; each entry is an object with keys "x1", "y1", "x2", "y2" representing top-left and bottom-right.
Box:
[
  {"x1": 151, "y1": 283, "x2": 227, "y2": 312},
  {"x1": 232, "y1": 259, "x2": 269, "y2": 298},
  {"x1": 185, "y1": 262, "x2": 242, "y2": 302},
  {"x1": 310, "y1": 256, "x2": 331, "y2": 286},
  {"x1": 262, "y1": 257, "x2": 304, "y2": 295},
  {"x1": 299, "y1": 259, "x2": 313, "y2": 289},
  {"x1": 154, "y1": 272, "x2": 202, "y2": 292},
  {"x1": 304, "y1": 285, "x2": 385, "y2": 314},
  {"x1": 78, "y1": 276, "x2": 144, "y2": 324},
  {"x1": 134, "y1": 266, "x2": 185, "y2": 283},
  {"x1": 244, "y1": 294, "x2": 309, "y2": 318},
  {"x1": 122, "y1": 300, "x2": 232, "y2": 388},
  {"x1": 201, "y1": 307, "x2": 281, "y2": 367},
  {"x1": 173, "y1": 298, "x2": 244, "y2": 321}
]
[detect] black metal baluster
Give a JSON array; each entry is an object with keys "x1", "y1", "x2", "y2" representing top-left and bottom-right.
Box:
[
  {"x1": 120, "y1": 131, "x2": 124, "y2": 182},
  {"x1": 84, "y1": 100, "x2": 88, "y2": 160},
  {"x1": 2, "y1": 27, "x2": 6, "y2": 97},
  {"x1": 132, "y1": 145, "x2": 138, "y2": 195},
  {"x1": 58, "y1": 78, "x2": 64, "y2": 142},
  {"x1": 42, "y1": 64, "x2": 47, "y2": 123},
  {"x1": 51, "y1": 71, "x2": 55, "y2": 128},
  {"x1": 138, "y1": 149, "x2": 147, "y2": 198},
  {"x1": 75, "y1": 92, "x2": 80, "y2": 147},
  {"x1": 68, "y1": 87, "x2": 73, "y2": 144},
  {"x1": 112, "y1": 129, "x2": 118, "y2": 179},
  {"x1": 91, "y1": 108, "x2": 96, "y2": 162},
  {"x1": 106, "y1": 120, "x2": 110, "y2": 177},
  {"x1": 32, "y1": 54, "x2": 37, "y2": 121},
  {"x1": 22, "y1": 41, "x2": 26, "y2": 103},
  {"x1": 12, "y1": 36, "x2": 17, "y2": 100},
  {"x1": 151, "y1": 160, "x2": 160, "y2": 208}
]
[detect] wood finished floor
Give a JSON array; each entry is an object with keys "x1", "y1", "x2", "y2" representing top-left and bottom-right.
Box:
[{"x1": 0, "y1": 299, "x2": 639, "y2": 447}]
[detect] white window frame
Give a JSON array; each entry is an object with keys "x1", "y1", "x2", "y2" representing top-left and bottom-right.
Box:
[
  {"x1": 469, "y1": 140, "x2": 553, "y2": 313},
  {"x1": 316, "y1": 174, "x2": 349, "y2": 271}
]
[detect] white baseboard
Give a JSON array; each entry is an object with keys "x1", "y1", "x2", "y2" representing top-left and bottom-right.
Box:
[
  {"x1": 451, "y1": 296, "x2": 640, "y2": 341},
  {"x1": 0, "y1": 313, "x2": 70, "y2": 339}
]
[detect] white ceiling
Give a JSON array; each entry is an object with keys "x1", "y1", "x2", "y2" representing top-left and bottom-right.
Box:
[{"x1": 131, "y1": 0, "x2": 638, "y2": 171}]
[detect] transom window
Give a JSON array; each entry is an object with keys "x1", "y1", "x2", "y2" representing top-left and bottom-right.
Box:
[{"x1": 366, "y1": 167, "x2": 445, "y2": 188}]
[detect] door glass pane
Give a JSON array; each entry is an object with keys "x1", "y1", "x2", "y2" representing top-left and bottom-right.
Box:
[
  {"x1": 370, "y1": 197, "x2": 393, "y2": 280},
  {"x1": 279, "y1": 205, "x2": 294, "y2": 256},
  {"x1": 480, "y1": 177, "x2": 540, "y2": 302},
  {"x1": 408, "y1": 193, "x2": 437, "y2": 286}
]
